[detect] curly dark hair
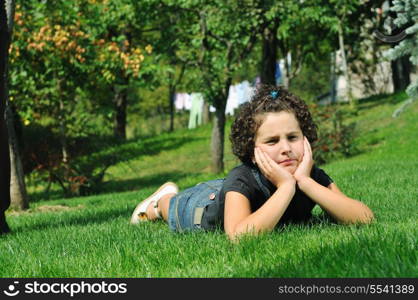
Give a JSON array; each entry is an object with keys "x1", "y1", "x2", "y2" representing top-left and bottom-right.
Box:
[{"x1": 230, "y1": 84, "x2": 318, "y2": 163}]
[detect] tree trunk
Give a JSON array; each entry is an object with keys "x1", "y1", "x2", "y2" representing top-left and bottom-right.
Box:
[
  {"x1": 211, "y1": 102, "x2": 226, "y2": 173},
  {"x1": 282, "y1": 53, "x2": 291, "y2": 89},
  {"x1": 202, "y1": 101, "x2": 210, "y2": 125},
  {"x1": 113, "y1": 86, "x2": 127, "y2": 140},
  {"x1": 260, "y1": 25, "x2": 278, "y2": 85},
  {"x1": 6, "y1": 106, "x2": 28, "y2": 209},
  {"x1": 0, "y1": 0, "x2": 14, "y2": 232},
  {"x1": 391, "y1": 56, "x2": 411, "y2": 92},
  {"x1": 0, "y1": 118, "x2": 10, "y2": 230},
  {"x1": 169, "y1": 84, "x2": 175, "y2": 132},
  {"x1": 330, "y1": 51, "x2": 337, "y2": 104},
  {"x1": 168, "y1": 62, "x2": 186, "y2": 132},
  {"x1": 58, "y1": 98, "x2": 69, "y2": 164},
  {"x1": 337, "y1": 19, "x2": 353, "y2": 104}
]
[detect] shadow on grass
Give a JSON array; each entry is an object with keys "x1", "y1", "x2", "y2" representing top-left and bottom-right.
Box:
[
  {"x1": 100, "y1": 171, "x2": 203, "y2": 194},
  {"x1": 8, "y1": 170, "x2": 210, "y2": 235},
  {"x1": 28, "y1": 170, "x2": 202, "y2": 202},
  {"x1": 357, "y1": 91, "x2": 407, "y2": 111},
  {"x1": 8, "y1": 206, "x2": 130, "y2": 235},
  {"x1": 27, "y1": 132, "x2": 206, "y2": 202},
  {"x1": 74, "y1": 133, "x2": 206, "y2": 173},
  {"x1": 6, "y1": 206, "x2": 331, "y2": 240},
  {"x1": 107, "y1": 134, "x2": 206, "y2": 161}
]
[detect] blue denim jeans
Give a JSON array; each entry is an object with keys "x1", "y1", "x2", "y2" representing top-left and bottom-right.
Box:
[{"x1": 167, "y1": 179, "x2": 224, "y2": 232}]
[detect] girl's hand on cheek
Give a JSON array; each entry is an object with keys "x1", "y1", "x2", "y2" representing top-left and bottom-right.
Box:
[
  {"x1": 254, "y1": 147, "x2": 295, "y2": 188},
  {"x1": 294, "y1": 137, "x2": 314, "y2": 182}
]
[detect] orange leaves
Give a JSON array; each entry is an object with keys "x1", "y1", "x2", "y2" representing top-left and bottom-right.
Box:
[
  {"x1": 25, "y1": 23, "x2": 88, "y2": 63},
  {"x1": 11, "y1": 4, "x2": 152, "y2": 82},
  {"x1": 14, "y1": 11, "x2": 23, "y2": 26},
  {"x1": 98, "y1": 39, "x2": 151, "y2": 79},
  {"x1": 27, "y1": 42, "x2": 46, "y2": 51},
  {"x1": 145, "y1": 44, "x2": 153, "y2": 54},
  {"x1": 106, "y1": 42, "x2": 119, "y2": 52},
  {"x1": 87, "y1": 0, "x2": 109, "y2": 5},
  {"x1": 96, "y1": 39, "x2": 105, "y2": 46},
  {"x1": 8, "y1": 44, "x2": 20, "y2": 62}
]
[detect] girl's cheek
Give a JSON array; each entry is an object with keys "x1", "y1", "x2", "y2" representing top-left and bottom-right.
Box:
[{"x1": 257, "y1": 144, "x2": 268, "y2": 151}]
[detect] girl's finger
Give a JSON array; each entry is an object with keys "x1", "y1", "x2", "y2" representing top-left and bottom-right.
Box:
[
  {"x1": 304, "y1": 137, "x2": 312, "y2": 156},
  {"x1": 259, "y1": 149, "x2": 272, "y2": 166},
  {"x1": 260, "y1": 148, "x2": 277, "y2": 176},
  {"x1": 306, "y1": 138, "x2": 313, "y2": 157},
  {"x1": 254, "y1": 148, "x2": 261, "y2": 165},
  {"x1": 255, "y1": 148, "x2": 267, "y2": 171},
  {"x1": 258, "y1": 149, "x2": 272, "y2": 172},
  {"x1": 259, "y1": 148, "x2": 284, "y2": 173}
]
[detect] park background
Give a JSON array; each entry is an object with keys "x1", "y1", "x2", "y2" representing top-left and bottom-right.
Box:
[{"x1": 1, "y1": 0, "x2": 417, "y2": 277}]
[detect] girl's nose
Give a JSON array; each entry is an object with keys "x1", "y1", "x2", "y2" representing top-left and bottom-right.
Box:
[{"x1": 279, "y1": 140, "x2": 291, "y2": 153}]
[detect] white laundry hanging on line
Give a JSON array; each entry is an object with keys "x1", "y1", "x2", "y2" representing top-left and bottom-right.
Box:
[
  {"x1": 225, "y1": 84, "x2": 239, "y2": 115},
  {"x1": 236, "y1": 80, "x2": 253, "y2": 105},
  {"x1": 188, "y1": 93, "x2": 204, "y2": 129},
  {"x1": 175, "y1": 93, "x2": 192, "y2": 110}
]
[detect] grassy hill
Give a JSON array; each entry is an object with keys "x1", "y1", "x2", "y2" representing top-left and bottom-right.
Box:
[{"x1": 1, "y1": 93, "x2": 417, "y2": 277}]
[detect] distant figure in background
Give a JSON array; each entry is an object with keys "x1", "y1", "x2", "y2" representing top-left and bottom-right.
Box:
[{"x1": 130, "y1": 84, "x2": 374, "y2": 241}]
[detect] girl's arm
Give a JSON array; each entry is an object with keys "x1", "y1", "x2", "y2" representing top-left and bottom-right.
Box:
[
  {"x1": 224, "y1": 148, "x2": 296, "y2": 240},
  {"x1": 294, "y1": 137, "x2": 374, "y2": 224},
  {"x1": 297, "y1": 178, "x2": 374, "y2": 224},
  {"x1": 224, "y1": 182, "x2": 295, "y2": 240}
]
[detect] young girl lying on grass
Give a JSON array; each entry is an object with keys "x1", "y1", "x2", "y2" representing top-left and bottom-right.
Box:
[{"x1": 130, "y1": 84, "x2": 374, "y2": 240}]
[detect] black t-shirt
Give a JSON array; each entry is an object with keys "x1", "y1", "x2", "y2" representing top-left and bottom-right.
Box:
[{"x1": 201, "y1": 163, "x2": 333, "y2": 230}]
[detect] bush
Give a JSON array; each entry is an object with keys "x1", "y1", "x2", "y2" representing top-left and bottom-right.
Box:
[
  {"x1": 310, "y1": 103, "x2": 359, "y2": 165},
  {"x1": 22, "y1": 123, "x2": 119, "y2": 198}
]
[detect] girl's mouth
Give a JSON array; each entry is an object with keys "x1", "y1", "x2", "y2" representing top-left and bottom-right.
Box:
[{"x1": 279, "y1": 159, "x2": 295, "y2": 165}]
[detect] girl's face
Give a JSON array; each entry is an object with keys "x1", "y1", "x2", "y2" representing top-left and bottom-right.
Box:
[{"x1": 254, "y1": 111, "x2": 304, "y2": 174}]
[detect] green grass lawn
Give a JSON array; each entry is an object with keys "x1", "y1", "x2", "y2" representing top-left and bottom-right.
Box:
[{"x1": 1, "y1": 94, "x2": 417, "y2": 277}]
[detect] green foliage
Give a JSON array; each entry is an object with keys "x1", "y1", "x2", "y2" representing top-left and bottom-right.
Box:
[
  {"x1": 385, "y1": 0, "x2": 418, "y2": 99},
  {"x1": 10, "y1": 0, "x2": 155, "y2": 136},
  {"x1": 82, "y1": 0, "x2": 154, "y2": 84},
  {"x1": 290, "y1": 56, "x2": 331, "y2": 101},
  {"x1": 275, "y1": 0, "x2": 336, "y2": 66},
  {"x1": 20, "y1": 122, "x2": 117, "y2": 198},
  {"x1": 10, "y1": 1, "x2": 96, "y2": 136},
  {"x1": 311, "y1": 104, "x2": 359, "y2": 165},
  {"x1": 159, "y1": 0, "x2": 263, "y2": 104},
  {"x1": 127, "y1": 111, "x2": 190, "y2": 139},
  {"x1": 9, "y1": 0, "x2": 158, "y2": 193}
]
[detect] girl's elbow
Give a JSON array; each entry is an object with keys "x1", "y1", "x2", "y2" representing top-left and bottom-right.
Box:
[
  {"x1": 226, "y1": 223, "x2": 259, "y2": 242},
  {"x1": 226, "y1": 229, "x2": 246, "y2": 243},
  {"x1": 227, "y1": 232, "x2": 239, "y2": 242},
  {"x1": 226, "y1": 224, "x2": 247, "y2": 241},
  {"x1": 225, "y1": 226, "x2": 237, "y2": 241},
  {"x1": 225, "y1": 224, "x2": 241, "y2": 241}
]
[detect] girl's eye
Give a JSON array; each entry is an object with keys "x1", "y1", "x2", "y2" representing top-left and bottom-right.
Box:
[
  {"x1": 266, "y1": 140, "x2": 277, "y2": 145},
  {"x1": 289, "y1": 136, "x2": 297, "y2": 140}
]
